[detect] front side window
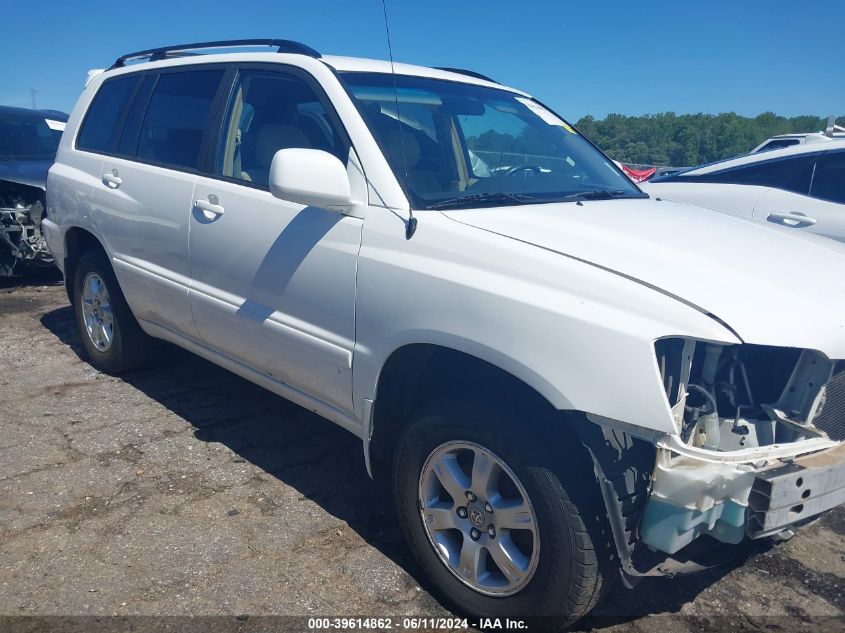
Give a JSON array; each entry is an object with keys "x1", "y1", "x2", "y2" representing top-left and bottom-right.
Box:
[
  {"x1": 137, "y1": 69, "x2": 224, "y2": 170},
  {"x1": 216, "y1": 69, "x2": 343, "y2": 188},
  {"x1": 810, "y1": 151, "x2": 845, "y2": 204},
  {"x1": 340, "y1": 72, "x2": 641, "y2": 209},
  {"x1": 77, "y1": 76, "x2": 139, "y2": 154}
]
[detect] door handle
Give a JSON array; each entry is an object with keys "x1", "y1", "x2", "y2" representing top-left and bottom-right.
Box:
[
  {"x1": 195, "y1": 196, "x2": 225, "y2": 218},
  {"x1": 766, "y1": 211, "x2": 818, "y2": 227},
  {"x1": 102, "y1": 170, "x2": 122, "y2": 188}
]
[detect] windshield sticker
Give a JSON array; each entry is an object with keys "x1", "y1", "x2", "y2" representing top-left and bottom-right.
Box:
[
  {"x1": 516, "y1": 97, "x2": 576, "y2": 133},
  {"x1": 45, "y1": 119, "x2": 66, "y2": 131}
]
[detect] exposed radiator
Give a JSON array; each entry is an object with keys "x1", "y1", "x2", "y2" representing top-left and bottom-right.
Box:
[{"x1": 812, "y1": 364, "x2": 845, "y2": 441}]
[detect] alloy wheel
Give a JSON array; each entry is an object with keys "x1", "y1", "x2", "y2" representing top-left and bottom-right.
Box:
[
  {"x1": 418, "y1": 441, "x2": 540, "y2": 596},
  {"x1": 81, "y1": 272, "x2": 114, "y2": 352}
]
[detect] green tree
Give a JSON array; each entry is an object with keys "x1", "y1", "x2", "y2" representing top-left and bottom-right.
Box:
[{"x1": 573, "y1": 112, "x2": 842, "y2": 167}]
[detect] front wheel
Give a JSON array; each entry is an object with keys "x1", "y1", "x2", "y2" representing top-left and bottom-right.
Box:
[{"x1": 393, "y1": 399, "x2": 613, "y2": 625}]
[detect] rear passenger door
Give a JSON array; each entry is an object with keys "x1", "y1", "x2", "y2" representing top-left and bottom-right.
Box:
[
  {"x1": 93, "y1": 66, "x2": 227, "y2": 337},
  {"x1": 187, "y1": 65, "x2": 367, "y2": 416},
  {"x1": 753, "y1": 151, "x2": 845, "y2": 242}
]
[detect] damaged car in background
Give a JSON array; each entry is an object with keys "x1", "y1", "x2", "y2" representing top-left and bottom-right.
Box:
[{"x1": 0, "y1": 105, "x2": 67, "y2": 276}]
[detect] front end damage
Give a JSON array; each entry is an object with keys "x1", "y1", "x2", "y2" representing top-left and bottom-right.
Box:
[
  {"x1": 0, "y1": 179, "x2": 53, "y2": 277},
  {"x1": 586, "y1": 341, "x2": 845, "y2": 582}
]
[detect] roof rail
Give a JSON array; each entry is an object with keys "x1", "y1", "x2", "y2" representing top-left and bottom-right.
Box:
[
  {"x1": 825, "y1": 116, "x2": 845, "y2": 138},
  {"x1": 109, "y1": 39, "x2": 320, "y2": 69},
  {"x1": 434, "y1": 67, "x2": 498, "y2": 84}
]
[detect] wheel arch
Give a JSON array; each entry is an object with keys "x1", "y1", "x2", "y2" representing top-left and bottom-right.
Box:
[
  {"x1": 368, "y1": 343, "x2": 578, "y2": 480},
  {"x1": 63, "y1": 225, "x2": 108, "y2": 304},
  {"x1": 370, "y1": 342, "x2": 658, "y2": 591}
]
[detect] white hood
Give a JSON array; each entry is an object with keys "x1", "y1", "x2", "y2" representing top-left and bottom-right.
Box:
[{"x1": 443, "y1": 198, "x2": 845, "y2": 358}]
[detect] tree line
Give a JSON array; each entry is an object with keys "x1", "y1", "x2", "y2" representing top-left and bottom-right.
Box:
[{"x1": 573, "y1": 112, "x2": 842, "y2": 167}]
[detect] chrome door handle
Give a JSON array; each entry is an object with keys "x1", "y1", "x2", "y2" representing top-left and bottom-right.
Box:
[
  {"x1": 102, "y1": 171, "x2": 122, "y2": 188},
  {"x1": 767, "y1": 211, "x2": 818, "y2": 227},
  {"x1": 195, "y1": 198, "x2": 225, "y2": 217}
]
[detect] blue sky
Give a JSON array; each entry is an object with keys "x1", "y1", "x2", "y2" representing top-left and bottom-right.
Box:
[{"x1": 1, "y1": 0, "x2": 841, "y2": 120}]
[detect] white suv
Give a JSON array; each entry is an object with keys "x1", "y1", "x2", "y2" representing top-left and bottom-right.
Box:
[{"x1": 43, "y1": 40, "x2": 845, "y2": 624}]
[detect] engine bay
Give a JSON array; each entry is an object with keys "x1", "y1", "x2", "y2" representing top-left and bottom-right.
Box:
[
  {"x1": 656, "y1": 339, "x2": 844, "y2": 450},
  {"x1": 0, "y1": 179, "x2": 53, "y2": 277}
]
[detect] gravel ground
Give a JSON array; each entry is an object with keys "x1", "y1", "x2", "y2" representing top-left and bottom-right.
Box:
[{"x1": 1, "y1": 271, "x2": 843, "y2": 632}]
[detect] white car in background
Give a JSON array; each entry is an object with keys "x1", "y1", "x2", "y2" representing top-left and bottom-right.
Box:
[
  {"x1": 642, "y1": 140, "x2": 845, "y2": 243},
  {"x1": 750, "y1": 116, "x2": 844, "y2": 153}
]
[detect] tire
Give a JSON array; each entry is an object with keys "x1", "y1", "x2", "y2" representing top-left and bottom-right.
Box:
[
  {"x1": 393, "y1": 398, "x2": 614, "y2": 626},
  {"x1": 72, "y1": 248, "x2": 156, "y2": 374}
]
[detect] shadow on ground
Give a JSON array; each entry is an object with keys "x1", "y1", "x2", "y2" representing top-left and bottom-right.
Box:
[
  {"x1": 0, "y1": 266, "x2": 63, "y2": 290},
  {"x1": 40, "y1": 303, "x2": 738, "y2": 624}
]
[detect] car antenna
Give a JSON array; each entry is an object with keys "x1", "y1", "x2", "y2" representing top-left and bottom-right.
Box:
[{"x1": 381, "y1": 0, "x2": 417, "y2": 239}]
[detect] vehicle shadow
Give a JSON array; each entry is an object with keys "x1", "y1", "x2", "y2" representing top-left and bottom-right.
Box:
[
  {"x1": 41, "y1": 303, "x2": 741, "y2": 625},
  {"x1": 0, "y1": 266, "x2": 63, "y2": 290}
]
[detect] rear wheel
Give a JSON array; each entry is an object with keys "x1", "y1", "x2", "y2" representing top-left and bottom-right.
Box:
[
  {"x1": 393, "y1": 398, "x2": 614, "y2": 625},
  {"x1": 72, "y1": 249, "x2": 156, "y2": 374}
]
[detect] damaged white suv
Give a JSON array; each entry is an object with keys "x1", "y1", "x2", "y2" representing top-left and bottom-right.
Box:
[{"x1": 44, "y1": 40, "x2": 845, "y2": 624}]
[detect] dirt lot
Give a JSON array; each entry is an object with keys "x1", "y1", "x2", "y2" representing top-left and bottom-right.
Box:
[{"x1": 1, "y1": 273, "x2": 843, "y2": 632}]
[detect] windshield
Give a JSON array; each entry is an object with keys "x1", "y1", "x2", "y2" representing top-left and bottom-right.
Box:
[
  {"x1": 0, "y1": 112, "x2": 65, "y2": 161},
  {"x1": 340, "y1": 72, "x2": 643, "y2": 209}
]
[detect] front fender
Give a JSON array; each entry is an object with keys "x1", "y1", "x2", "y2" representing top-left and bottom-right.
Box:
[{"x1": 353, "y1": 208, "x2": 740, "y2": 436}]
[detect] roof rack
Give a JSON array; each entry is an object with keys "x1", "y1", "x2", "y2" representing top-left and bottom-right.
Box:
[
  {"x1": 109, "y1": 39, "x2": 320, "y2": 69},
  {"x1": 435, "y1": 67, "x2": 498, "y2": 84},
  {"x1": 825, "y1": 116, "x2": 845, "y2": 138}
]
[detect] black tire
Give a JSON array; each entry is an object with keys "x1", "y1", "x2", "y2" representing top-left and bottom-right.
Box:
[
  {"x1": 393, "y1": 398, "x2": 615, "y2": 626},
  {"x1": 72, "y1": 248, "x2": 156, "y2": 374}
]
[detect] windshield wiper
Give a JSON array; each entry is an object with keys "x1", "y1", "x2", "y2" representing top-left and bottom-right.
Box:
[
  {"x1": 425, "y1": 192, "x2": 538, "y2": 210},
  {"x1": 556, "y1": 189, "x2": 632, "y2": 201}
]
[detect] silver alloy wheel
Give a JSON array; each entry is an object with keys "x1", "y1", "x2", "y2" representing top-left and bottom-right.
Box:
[
  {"x1": 81, "y1": 272, "x2": 114, "y2": 352},
  {"x1": 418, "y1": 441, "x2": 540, "y2": 596}
]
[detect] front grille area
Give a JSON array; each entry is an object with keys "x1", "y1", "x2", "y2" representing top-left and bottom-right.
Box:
[{"x1": 812, "y1": 364, "x2": 845, "y2": 441}]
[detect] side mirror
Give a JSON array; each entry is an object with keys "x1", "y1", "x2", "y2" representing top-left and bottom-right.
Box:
[{"x1": 269, "y1": 148, "x2": 352, "y2": 212}]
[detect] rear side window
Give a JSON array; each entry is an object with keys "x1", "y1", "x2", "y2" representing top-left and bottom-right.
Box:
[
  {"x1": 757, "y1": 139, "x2": 800, "y2": 152},
  {"x1": 137, "y1": 70, "x2": 224, "y2": 170},
  {"x1": 810, "y1": 152, "x2": 845, "y2": 204},
  {"x1": 76, "y1": 76, "x2": 139, "y2": 153},
  {"x1": 688, "y1": 155, "x2": 816, "y2": 194}
]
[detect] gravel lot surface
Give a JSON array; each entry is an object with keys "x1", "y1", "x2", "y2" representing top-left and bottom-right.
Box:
[{"x1": 1, "y1": 272, "x2": 843, "y2": 632}]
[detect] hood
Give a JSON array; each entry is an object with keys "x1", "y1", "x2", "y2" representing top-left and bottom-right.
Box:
[
  {"x1": 442, "y1": 198, "x2": 845, "y2": 359},
  {"x1": 0, "y1": 159, "x2": 52, "y2": 190}
]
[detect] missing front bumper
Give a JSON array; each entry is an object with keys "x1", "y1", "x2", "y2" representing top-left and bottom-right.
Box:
[
  {"x1": 748, "y1": 442, "x2": 845, "y2": 538},
  {"x1": 639, "y1": 441, "x2": 845, "y2": 555}
]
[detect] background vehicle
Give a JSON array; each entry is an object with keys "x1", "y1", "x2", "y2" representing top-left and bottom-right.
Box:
[
  {"x1": 750, "y1": 116, "x2": 845, "y2": 153},
  {"x1": 43, "y1": 40, "x2": 845, "y2": 625},
  {"x1": 642, "y1": 140, "x2": 845, "y2": 242},
  {"x1": 0, "y1": 105, "x2": 68, "y2": 276}
]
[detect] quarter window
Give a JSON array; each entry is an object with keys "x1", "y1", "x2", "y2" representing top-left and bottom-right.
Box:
[
  {"x1": 216, "y1": 70, "x2": 343, "y2": 188},
  {"x1": 810, "y1": 152, "x2": 845, "y2": 204},
  {"x1": 137, "y1": 70, "x2": 224, "y2": 170},
  {"x1": 76, "y1": 76, "x2": 139, "y2": 154},
  {"x1": 757, "y1": 139, "x2": 800, "y2": 152}
]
